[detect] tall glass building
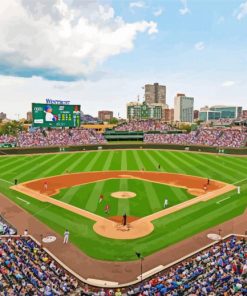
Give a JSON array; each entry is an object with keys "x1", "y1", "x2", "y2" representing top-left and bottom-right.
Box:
[
  {"x1": 199, "y1": 105, "x2": 242, "y2": 121},
  {"x1": 174, "y1": 94, "x2": 194, "y2": 123}
]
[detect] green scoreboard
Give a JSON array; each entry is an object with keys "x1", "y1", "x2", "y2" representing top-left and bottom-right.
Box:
[{"x1": 32, "y1": 103, "x2": 81, "y2": 127}]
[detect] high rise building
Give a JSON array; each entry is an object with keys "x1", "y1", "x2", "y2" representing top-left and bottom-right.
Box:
[
  {"x1": 98, "y1": 110, "x2": 113, "y2": 121},
  {"x1": 193, "y1": 110, "x2": 199, "y2": 120},
  {"x1": 199, "y1": 105, "x2": 242, "y2": 122},
  {"x1": 0, "y1": 112, "x2": 7, "y2": 120},
  {"x1": 164, "y1": 108, "x2": 174, "y2": 122},
  {"x1": 26, "y1": 111, "x2": 32, "y2": 122},
  {"x1": 145, "y1": 83, "x2": 166, "y2": 105},
  {"x1": 242, "y1": 110, "x2": 247, "y2": 118},
  {"x1": 174, "y1": 94, "x2": 194, "y2": 123}
]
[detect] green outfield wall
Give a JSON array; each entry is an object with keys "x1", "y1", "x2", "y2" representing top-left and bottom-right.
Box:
[{"x1": 0, "y1": 143, "x2": 247, "y2": 155}]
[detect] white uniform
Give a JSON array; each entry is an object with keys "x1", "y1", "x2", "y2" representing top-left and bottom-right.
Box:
[
  {"x1": 45, "y1": 112, "x2": 54, "y2": 122},
  {"x1": 237, "y1": 186, "x2": 240, "y2": 194},
  {"x1": 63, "y1": 230, "x2": 69, "y2": 244},
  {"x1": 164, "y1": 199, "x2": 168, "y2": 208}
]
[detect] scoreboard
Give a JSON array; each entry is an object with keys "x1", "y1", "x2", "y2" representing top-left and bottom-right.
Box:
[{"x1": 32, "y1": 103, "x2": 81, "y2": 127}]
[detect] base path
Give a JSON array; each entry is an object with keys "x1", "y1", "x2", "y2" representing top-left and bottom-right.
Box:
[
  {"x1": 11, "y1": 171, "x2": 235, "y2": 240},
  {"x1": 1, "y1": 192, "x2": 247, "y2": 285}
]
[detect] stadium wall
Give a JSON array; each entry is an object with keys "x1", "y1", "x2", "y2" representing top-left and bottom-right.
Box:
[{"x1": 0, "y1": 143, "x2": 247, "y2": 155}]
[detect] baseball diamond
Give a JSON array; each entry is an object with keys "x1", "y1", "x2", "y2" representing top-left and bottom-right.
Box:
[
  {"x1": 2, "y1": 3, "x2": 247, "y2": 294},
  {"x1": 0, "y1": 149, "x2": 247, "y2": 260}
]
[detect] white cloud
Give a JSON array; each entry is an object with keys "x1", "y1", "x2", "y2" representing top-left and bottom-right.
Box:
[
  {"x1": 179, "y1": 0, "x2": 190, "y2": 15},
  {"x1": 0, "y1": 0, "x2": 157, "y2": 81},
  {"x1": 129, "y1": 1, "x2": 146, "y2": 9},
  {"x1": 153, "y1": 8, "x2": 163, "y2": 17},
  {"x1": 194, "y1": 42, "x2": 205, "y2": 51},
  {"x1": 235, "y1": 1, "x2": 247, "y2": 20},
  {"x1": 221, "y1": 81, "x2": 236, "y2": 87}
]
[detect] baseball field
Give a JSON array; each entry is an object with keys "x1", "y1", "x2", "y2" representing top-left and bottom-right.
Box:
[{"x1": 0, "y1": 149, "x2": 247, "y2": 261}]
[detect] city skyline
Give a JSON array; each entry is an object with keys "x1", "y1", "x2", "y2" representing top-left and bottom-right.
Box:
[{"x1": 1, "y1": 0, "x2": 247, "y2": 119}]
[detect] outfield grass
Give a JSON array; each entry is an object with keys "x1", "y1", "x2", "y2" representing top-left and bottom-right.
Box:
[
  {"x1": 0, "y1": 150, "x2": 247, "y2": 261},
  {"x1": 53, "y1": 178, "x2": 194, "y2": 218}
]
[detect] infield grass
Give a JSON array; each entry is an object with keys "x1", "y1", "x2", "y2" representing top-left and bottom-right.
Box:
[
  {"x1": 53, "y1": 178, "x2": 194, "y2": 217},
  {"x1": 0, "y1": 150, "x2": 247, "y2": 261}
]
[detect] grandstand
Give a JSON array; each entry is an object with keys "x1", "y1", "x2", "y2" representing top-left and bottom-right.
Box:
[
  {"x1": 0, "y1": 235, "x2": 82, "y2": 295},
  {"x1": 0, "y1": 121, "x2": 247, "y2": 296},
  {"x1": 1, "y1": 231, "x2": 246, "y2": 294},
  {"x1": 144, "y1": 128, "x2": 247, "y2": 148},
  {"x1": 0, "y1": 122, "x2": 247, "y2": 149}
]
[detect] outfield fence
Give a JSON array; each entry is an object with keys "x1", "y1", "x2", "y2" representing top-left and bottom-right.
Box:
[{"x1": 0, "y1": 143, "x2": 247, "y2": 155}]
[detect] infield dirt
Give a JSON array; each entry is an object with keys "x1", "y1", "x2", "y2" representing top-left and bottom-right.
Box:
[{"x1": 11, "y1": 171, "x2": 235, "y2": 240}]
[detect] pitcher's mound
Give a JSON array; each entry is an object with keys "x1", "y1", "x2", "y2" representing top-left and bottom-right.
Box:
[{"x1": 111, "y1": 191, "x2": 136, "y2": 199}]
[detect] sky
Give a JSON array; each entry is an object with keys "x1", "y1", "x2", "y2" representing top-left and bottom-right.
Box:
[{"x1": 0, "y1": 0, "x2": 247, "y2": 119}]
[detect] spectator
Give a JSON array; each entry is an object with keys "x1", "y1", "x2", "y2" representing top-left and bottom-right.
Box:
[
  {"x1": 0, "y1": 236, "x2": 81, "y2": 295},
  {"x1": 115, "y1": 120, "x2": 177, "y2": 132}
]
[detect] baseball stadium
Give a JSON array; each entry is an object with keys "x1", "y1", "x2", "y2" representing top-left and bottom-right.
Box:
[
  {"x1": 0, "y1": 116, "x2": 247, "y2": 295},
  {"x1": 1, "y1": 1, "x2": 247, "y2": 294}
]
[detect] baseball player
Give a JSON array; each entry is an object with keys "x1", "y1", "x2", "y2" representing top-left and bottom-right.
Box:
[
  {"x1": 44, "y1": 181, "x2": 48, "y2": 191},
  {"x1": 104, "y1": 204, "x2": 110, "y2": 215},
  {"x1": 63, "y1": 229, "x2": 70, "y2": 244},
  {"x1": 164, "y1": 198, "x2": 168, "y2": 208},
  {"x1": 99, "y1": 194, "x2": 104, "y2": 203}
]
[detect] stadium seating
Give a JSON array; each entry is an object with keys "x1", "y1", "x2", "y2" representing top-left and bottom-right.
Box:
[
  {"x1": 115, "y1": 120, "x2": 176, "y2": 132},
  {"x1": 124, "y1": 236, "x2": 247, "y2": 295},
  {"x1": 17, "y1": 129, "x2": 106, "y2": 147},
  {"x1": 0, "y1": 135, "x2": 16, "y2": 144},
  {"x1": 144, "y1": 128, "x2": 247, "y2": 148},
  {"x1": 1, "y1": 126, "x2": 247, "y2": 148},
  {"x1": 0, "y1": 236, "x2": 82, "y2": 295},
  {"x1": 1, "y1": 232, "x2": 246, "y2": 295}
]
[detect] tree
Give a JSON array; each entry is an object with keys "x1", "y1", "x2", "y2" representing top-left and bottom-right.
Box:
[
  {"x1": 109, "y1": 117, "x2": 119, "y2": 124},
  {"x1": 0, "y1": 121, "x2": 23, "y2": 136},
  {"x1": 178, "y1": 123, "x2": 192, "y2": 133}
]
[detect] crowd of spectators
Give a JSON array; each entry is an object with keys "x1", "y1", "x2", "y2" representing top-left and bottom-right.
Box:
[
  {"x1": 215, "y1": 129, "x2": 247, "y2": 148},
  {"x1": 144, "y1": 128, "x2": 247, "y2": 148},
  {"x1": 17, "y1": 129, "x2": 106, "y2": 147},
  {"x1": 121, "y1": 235, "x2": 247, "y2": 296},
  {"x1": 1, "y1": 126, "x2": 247, "y2": 148},
  {"x1": 115, "y1": 120, "x2": 176, "y2": 132},
  {"x1": 0, "y1": 233, "x2": 246, "y2": 295},
  {"x1": 78, "y1": 236, "x2": 247, "y2": 295},
  {"x1": 0, "y1": 134, "x2": 16, "y2": 144},
  {"x1": 0, "y1": 236, "x2": 82, "y2": 295},
  {"x1": 211, "y1": 118, "x2": 235, "y2": 126}
]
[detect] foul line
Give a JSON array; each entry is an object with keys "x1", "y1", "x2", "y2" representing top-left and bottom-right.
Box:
[
  {"x1": 216, "y1": 196, "x2": 232, "y2": 204},
  {"x1": 32, "y1": 204, "x2": 53, "y2": 217},
  {"x1": 233, "y1": 177, "x2": 247, "y2": 185},
  {"x1": 16, "y1": 197, "x2": 30, "y2": 205},
  {"x1": 0, "y1": 178, "x2": 13, "y2": 185}
]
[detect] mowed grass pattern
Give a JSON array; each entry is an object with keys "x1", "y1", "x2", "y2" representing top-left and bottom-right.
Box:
[
  {"x1": 0, "y1": 150, "x2": 247, "y2": 261},
  {"x1": 53, "y1": 178, "x2": 194, "y2": 217}
]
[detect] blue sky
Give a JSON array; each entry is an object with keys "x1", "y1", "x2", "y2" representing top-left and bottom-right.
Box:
[{"x1": 0, "y1": 0, "x2": 247, "y2": 119}]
